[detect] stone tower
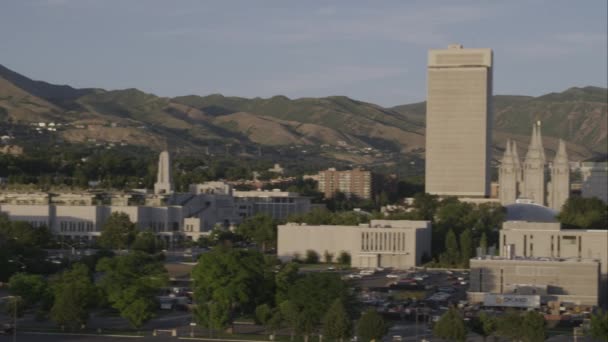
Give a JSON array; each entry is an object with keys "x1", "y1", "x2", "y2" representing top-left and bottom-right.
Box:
[
  {"x1": 499, "y1": 140, "x2": 518, "y2": 205},
  {"x1": 154, "y1": 150, "x2": 173, "y2": 194},
  {"x1": 522, "y1": 123, "x2": 546, "y2": 205},
  {"x1": 549, "y1": 139, "x2": 570, "y2": 211}
]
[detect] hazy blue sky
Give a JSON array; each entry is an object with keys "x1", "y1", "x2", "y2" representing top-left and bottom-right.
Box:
[{"x1": 1, "y1": 0, "x2": 606, "y2": 106}]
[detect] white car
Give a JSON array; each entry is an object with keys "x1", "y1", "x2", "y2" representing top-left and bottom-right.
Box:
[
  {"x1": 386, "y1": 274, "x2": 400, "y2": 278},
  {"x1": 347, "y1": 274, "x2": 363, "y2": 279}
]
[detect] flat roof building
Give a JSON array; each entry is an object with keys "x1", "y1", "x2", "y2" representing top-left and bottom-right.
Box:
[
  {"x1": 278, "y1": 219, "x2": 431, "y2": 269},
  {"x1": 425, "y1": 44, "x2": 493, "y2": 197},
  {"x1": 468, "y1": 256, "x2": 601, "y2": 307}
]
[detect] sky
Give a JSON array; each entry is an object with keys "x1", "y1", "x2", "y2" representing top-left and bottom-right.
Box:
[{"x1": 0, "y1": 0, "x2": 606, "y2": 106}]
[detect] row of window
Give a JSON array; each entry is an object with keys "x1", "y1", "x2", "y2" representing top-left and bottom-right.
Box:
[
  {"x1": 361, "y1": 231, "x2": 409, "y2": 252},
  {"x1": 59, "y1": 221, "x2": 95, "y2": 232}
]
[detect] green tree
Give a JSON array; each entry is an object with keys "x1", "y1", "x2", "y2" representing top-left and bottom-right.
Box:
[
  {"x1": 49, "y1": 264, "x2": 96, "y2": 329},
  {"x1": 193, "y1": 301, "x2": 231, "y2": 333},
  {"x1": 479, "y1": 232, "x2": 488, "y2": 252},
  {"x1": 412, "y1": 193, "x2": 439, "y2": 220},
  {"x1": 496, "y1": 310, "x2": 523, "y2": 341},
  {"x1": 520, "y1": 310, "x2": 546, "y2": 342},
  {"x1": 98, "y1": 212, "x2": 137, "y2": 250},
  {"x1": 322, "y1": 298, "x2": 352, "y2": 342},
  {"x1": 323, "y1": 250, "x2": 334, "y2": 263},
  {"x1": 8, "y1": 273, "x2": 48, "y2": 307},
  {"x1": 441, "y1": 229, "x2": 460, "y2": 266},
  {"x1": 433, "y1": 307, "x2": 467, "y2": 342},
  {"x1": 356, "y1": 309, "x2": 387, "y2": 342},
  {"x1": 255, "y1": 303, "x2": 272, "y2": 326},
  {"x1": 192, "y1": 247, "x2": 268, "y2": 324},
  {"x1": 132, "y1": 231, "x2": 159, "y2": 254},
  {"x1": 287, "y1": 273, "x2": 351, "y2": 328},
  {"x1": 495, "y1": 310, "x2": 546, "y2": 342},
  {"x1": 275, "y1": 262, "x2": 299, "y2": 305},
  {"x1": 96, "y1": 252, "x2": 168, "y2": 328},
  {"x1": 280, "y1": 300, "x2": 299, "y2": 341},
  {"x1": 305, "y1": 250, "x2": 319, "y2": 264},
  {"x1": 469, "y1": 311, "x2": 496, "y2": 342},
  {"x1": 236, "y1": 213, "x2": 277, "y2": 252},
  {"x1": 588, "y1": 309, "x2": 608, "y2": 340},
  {"x1": 459, "y1": 229, "x2": 473, "y2": 268},
  {"x1": 337, "y1": 251, "x2": 351, "y2": 265},
  {"x1": 558, "y1": 197, "x2": 607, "y2": 229}
]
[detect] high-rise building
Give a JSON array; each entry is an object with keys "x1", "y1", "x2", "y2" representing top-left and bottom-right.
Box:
[
  {"x1": 154, "y1": 150, "x2": 173, "y2": 194},
  {"x1": 425, "y1": 44, "x2": 493, "y2": 197}
]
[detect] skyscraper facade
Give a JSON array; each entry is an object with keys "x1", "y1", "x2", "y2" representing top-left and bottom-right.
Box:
[{"x1": 425, "y1": 44, "x2": 493, "y2": 197}]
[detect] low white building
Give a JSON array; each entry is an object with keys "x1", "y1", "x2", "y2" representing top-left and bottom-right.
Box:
[
  {"x1": 278, "y1": 219, "x2": 431, "y2": 269},
  {"x1": 0, "y1": 152, "x2": 314, "y2": 244}
]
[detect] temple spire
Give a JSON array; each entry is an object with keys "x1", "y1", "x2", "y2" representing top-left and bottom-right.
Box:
[
  {"x1": 536, "y1": 121, "x2": 545, "y2": 161},
  {"x1": 554, "y1": 139, "x2": 568, "y2": 163}
]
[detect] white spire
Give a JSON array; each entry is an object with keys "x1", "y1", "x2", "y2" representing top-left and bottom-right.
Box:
[
  {"x1": 554, "y1": 139, "x2": 568, "y2": 164},
  {"x1": 154, "y1": 150, "x2": 173, "y2": 195},
  {"x1": 536, "y1": 121, "x2": 545, "y2": 161}
]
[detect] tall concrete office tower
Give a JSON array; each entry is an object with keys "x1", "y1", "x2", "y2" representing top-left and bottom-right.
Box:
[
  {"x1": 499, "y1": 140, "x2": 518, "y2": 205},
  {"x1": 522, "y1": 123, "x2": 546, "y2": 204},
  {"x1": 425, "y1": 44, "x2": 493, "y2": 197},
  {"x1": 154, "y1": 150, "x2": 174, "y2": 195},
  {"x1": 549, "y1": 139, "x2": 570, "y2": 211}
]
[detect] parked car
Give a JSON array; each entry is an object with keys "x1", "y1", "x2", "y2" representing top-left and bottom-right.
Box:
[{"x1": 386, "y1": 273, "x2": 400, "y2": 278}]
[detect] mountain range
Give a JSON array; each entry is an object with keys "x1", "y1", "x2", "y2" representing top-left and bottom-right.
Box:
[{"x1": 1, "y1": 63, "x2": 606, "y2": 163}]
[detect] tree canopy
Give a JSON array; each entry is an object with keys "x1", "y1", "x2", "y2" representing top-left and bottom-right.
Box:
[
  {"x1": 356, "y1": 309, "x2": 387, "y2": 342},
  {"x1": 192, "y1": 246, "x2": 269, "y2": 325},
  {"x1": 322, "y1": 298, "x2": 352, "y2": 341},
  {"x1": 49, "y1": 263, "x2": 96, "y2": 329},
  {"x1": 98, "y1": 212, "x2": 138, "y2": 250},
  {"x1": 559, "y1": 197, "x2": 607, "y2": 229},
  {"x1": 236, "y1": 213, "x2": 277, "y2": 252},
  {"x1": 96, "y1": 252, "x2": 168, "y2": 327},
  {"x1": 433, "y1": 307, "x2": 467, "y2": 342}
]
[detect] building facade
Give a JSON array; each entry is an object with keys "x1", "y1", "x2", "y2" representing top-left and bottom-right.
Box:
[
  {"x1": 278, "y1": 219, "x2": 431, "y2": 269},
  {"x1": 425, "y1": 44, "x2": 493, "y2": 197},
  {"x1": 468, "y1": 256, "x2": 601, "y2": 307},
  {"x1": 317, "y1": 168, "x2": 375, "y2": 199},
  {"x1": 494, "y1": 203, "x2": 608, "y2": 307},
  {"x1": 234, "y1": 189, "x2": 311, "y2": 220}
]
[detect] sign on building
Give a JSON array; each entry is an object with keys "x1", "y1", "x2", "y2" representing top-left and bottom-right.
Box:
[{"x1": 483, "y1": 294, "x2": 540, "y2": 308}]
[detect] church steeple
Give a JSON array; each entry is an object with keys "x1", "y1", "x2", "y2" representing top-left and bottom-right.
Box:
[
  {"x1": 511, "y1": 140, "x2": 522, "y2": 183},
  {"x1": 549, "y1": 139, "x2": 570, "y2": 211},
  {"x1": 499, "y1": 139, "x2": 518, "y2": 205},
  {"x1": 522, "y1": 122, "x2": 546, "y2": 205}
]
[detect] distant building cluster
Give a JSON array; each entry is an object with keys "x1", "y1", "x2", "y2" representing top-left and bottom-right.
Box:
[{"x1": 0, "y1": 151, "x2": 313, "y2": 244}]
